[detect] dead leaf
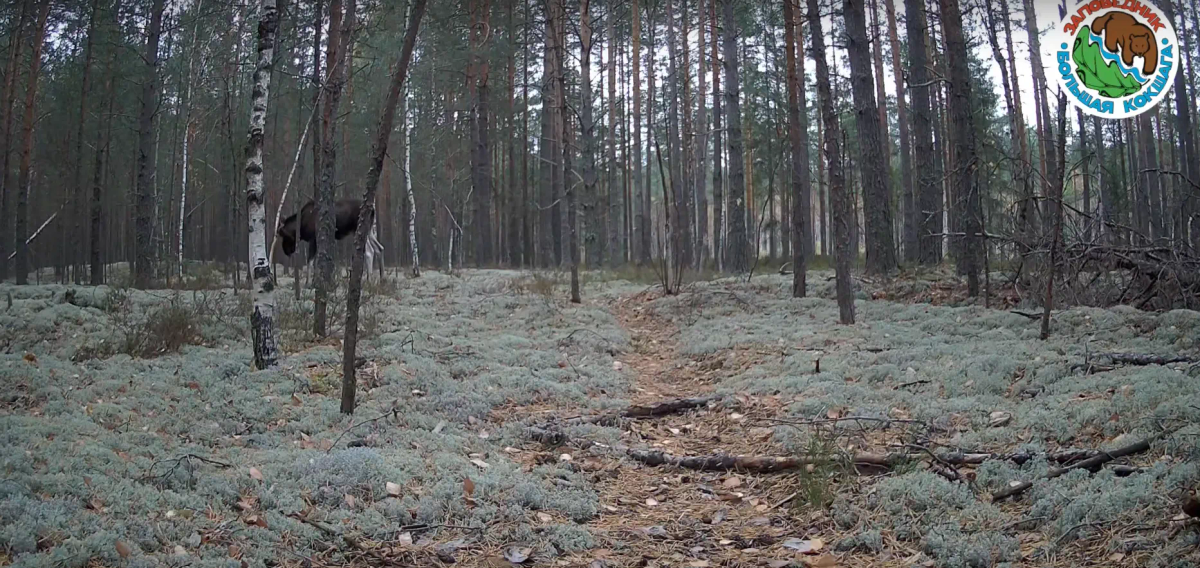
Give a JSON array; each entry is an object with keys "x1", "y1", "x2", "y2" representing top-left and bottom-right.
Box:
[
  {"x1": 805, "y1": 554, "x2": 838, "y2": 568},
  {"x1": 688, "y1": 561, "x2": 710, "y2": 567},
  {"x1": 248, "y1": 467, "x2": 263, "y2": 481},
  {"x1": 464, "y1": 477, "x2": 475, "y2": 496},
  {"x1": 479, "y1": 430, "x2": 490, "y2": 439},
  {"x1": 504, "y1": 546, "x2": 533, "y2": 564},
  {"x1": 386, "y1": 482, "x2": 402, "y2": 497},
  {"x1": 344, "y1": 494, "x2": 356, "y2": 508},
  {"x1": 291, "y1": 394, "x2": 302, "y2": 406},
  {"x1": 722, "y1": 476, "x2": 743, "y2": 488},
  {"x1": 228, "y1": 545, "x2": 242, "y2": 558},
  {"x1": 989, "y1": 411, "x2": 1012, "y2": 427},
  {"x1": 244, "y1": 515, "x2": 268, "y2": 528},
  {"x1": 768, "y1": 561, "x2": 791, "y2": 568},
  {"x1": 398, "y1": 532, "x2": 414, "y2": 546},
  {"x1": 1108, "y1": 553, "x2": 1126, "y2": 562},
  {"x1": 186, "y1": 381, "x2": 201, "y2": 391},
  {"x1": 23, "y1": 352, "x2": 37, "y2": 365},
  {"x1": 173, "y1": 545, "x2": 188, "y2": 556},
  {"x1": 471, "y1": 458, "x2": 491, "y2": 469},
  {"x1": 536, "y1": 512, "x2": 553, "y2": 523},
  {"x1": 115, "y1": 540, "x2": 132, "y2": 558},
  {"x1": 645, "y1": 497, "x2": 659, "y2": 507},
  {"x1": 783, "y1": 538, "x2": 825, "y2": 554}
]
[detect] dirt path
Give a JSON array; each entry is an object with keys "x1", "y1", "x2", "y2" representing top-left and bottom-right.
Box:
[{"x1": 554, "y1": 292, "x2": 832, "y2": 568}]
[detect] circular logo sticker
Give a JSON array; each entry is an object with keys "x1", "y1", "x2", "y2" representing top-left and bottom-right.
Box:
[{"x1": 1047, "y1": 0, "x2": 1179, "y2": 119}]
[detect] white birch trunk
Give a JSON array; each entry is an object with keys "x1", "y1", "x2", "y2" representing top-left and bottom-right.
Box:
[
  {"x1": 246, "y1": 0, "x2": 279, "y2": 370},
  {"x1": 405, "y1": 108, "x2": 420, "y2": 276},
  {"x1": 178, "y1": 1, "x2": 203, "y2": 280}
]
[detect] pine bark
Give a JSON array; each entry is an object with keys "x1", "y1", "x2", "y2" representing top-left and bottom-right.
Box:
[
  {"x1": 13, "y1": 1, "x2": 50, "y2": 285},
  {"x1": 844, "y1": 0, "x2": 896, "y2": 275},
  {"x1": 581, "y1": 0, "x2": 597, "y2": 274},
  {"x1": 721, "y1": 0, "x2": 748, "y2": 273},
  {"x1": 70, "y1": 0, "x2": 102, "y2": 283},
  {"x1": 1022, "y1": 0, "x2": 1053, "y2": 236},
  {"x1": 471, "y1": 0, "x2": 494, "y2": 265},
  {"x1": 342, "y1": 0, "x2": 427, "y2": 413},
  {"x1": 783, "y1": 0, "x2": 808, "y2": 297},
  {"x1": 91, "y1": 13, "x2": 116, "y2": 287},
  {"x1": 883, "y1": 0, "x2": 913, "y2": 263},
  {"x1": 808, "y1": 0, "x2": 854, "y2": 324},
  {"x1": 247, "y1": 0, "x2": 281, "y2": 370},
  {"x1": 710, "y1": 0, "x2": 722, "y2": 270},
  {"x1": 315, "y1": 0, "x2": 350, "y2": 337},
  {"x1": 607, "y1": 4, "x2": 621, "y2": 264},
  {"x1": 633, "y1": 0, "x2": 648, "y2": 263},
  {"x1": 905, "y1": 0, "x2": 938, "y2": 265},
  {"x1": 0, "y1": 0, "x2": 29, "y2": 282},
  {"x1": 694, "y1": 0, "x2": 709, "y2": 266},
  {"x1": 130, "y1": 0, "x2": 165, "y2": 286},
  {"x1": 939, "y1": 0, "x2": 981, "y2": 296},
  {"x1": 1166, "y1": 2, "x2": 1197, "y2": 251}
]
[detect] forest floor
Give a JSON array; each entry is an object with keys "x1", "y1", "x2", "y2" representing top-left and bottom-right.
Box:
[{"x1": 3, "y1": 267, "x2": 1200, "y2": 568}]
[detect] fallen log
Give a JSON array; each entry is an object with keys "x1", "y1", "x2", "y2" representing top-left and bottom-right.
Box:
[
  {"x1": 622, "y1": 396, "x2": 720, "y2": 418},
  {"x1": 1095, "y1": 352, "x2": 1196, "y2": 366},
  {"x1": 991, "y1": 431, "x2": 1168, "y2": 501},
  {"x1": 937, "y1": 448, "x2": 1101, "y2": 467},
  {"x1": 529, "y1": 426, "x2": 906, "y2": 473},
  {"x1": 625, "y1": 448, "x2": 906, "y2": 472},
  {"x1": 563, "y1": 396, "x2": 722, "y2": 426}
]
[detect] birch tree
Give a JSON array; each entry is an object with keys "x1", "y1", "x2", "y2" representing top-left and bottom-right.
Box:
[{"x1": 246, "y1": 0, "x2": 281, "y2": 369}]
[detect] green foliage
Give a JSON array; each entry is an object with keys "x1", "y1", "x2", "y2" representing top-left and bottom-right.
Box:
[{"x1": 1072, "y1": 26, "x2": 1145, "y2": 97}]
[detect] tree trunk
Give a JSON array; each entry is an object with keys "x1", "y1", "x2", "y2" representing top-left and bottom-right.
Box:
[
  {"x1": 808, "y1": 0, "x2": 854, "y2": 323},
  {"x1": 309, "y1": 0, "x2": 323, "y2": 283},
  {"x1": 645, "y1": 4, "x2": 657, "y2": 265},
  {"x1": 1166, "y1": 2, "x2": 1197, "y2": 251},
  {"x1": 709, "y1": 0, "x2": 722, "y2": 270},
  {"x1": 905, "y1": 0, "x2": 938, "y2": 265},
  {"x1": 882, "y1": 0, "x2": 914, "y2": 263},
  {"x1": 580, "y1": 0, "x2": 596, "y2": 274},
  {"x1": 315, "y1": 0, "x2": 350, "y2": 337},
  {"x1": 844, "y1": 0, "x2": 896, "y2": 275},
  {"x1": 559, "y1": 0, "x2": 579, "y2": 302},
  {"x1": 695, "y1": 0, "x2": 709, "y2": 267},
  {"x1": 472, "y1": 0, "x2": 494, "y2": 266},
  {"x1": 939, "y1": 0, "x2": 981, "y2": 296},
  {"x1": 71, "y1": 0, "x2": 102, "y2": 284},
  {"x1": 91, "y1": 12, "x2": 116, "y2": 287},
  {"x1": 607, "y1": 3, "x2": 621, "y2": 265},
  {"x1": 13, "y1": 1, "x2": 50, "y2": 285},
  {"x1": 721, "y1": 0, "x2": 748, "y2": 273},
  {"x1": 1022, "y1": 0, "x2": 1053, "y2": 235},
  {"x1": 342, "y1": 0, "x2": 428, "y2": 414},
  {"x1": 538, "y1": 0, "x2": 557, "y2": 269},
  {"x1": 1077, "y1": 108, "x2": 1092, "y2": 242},
  {"x1": 633, "y1": 0, "x2": 647, "y2": 264},
  {"x1": 783, "y1": 0, "x2": 808, "y2": 297},
  {"x1": 247, "y1": 0, "x2": 281, "y2": 370},
  {"x1": 0, "y1": 0, "x2": 30, "y2": 282},
  {"x1": 131, "y1": 0, "x2": 166, "y2": 288},
  {"x1": 1138, "y1": 114, "x2": 1163, "y2": 244}
]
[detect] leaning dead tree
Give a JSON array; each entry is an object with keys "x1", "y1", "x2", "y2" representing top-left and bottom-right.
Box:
[
  {"x1": 246, "y1": 0, "x2": 280, "y2": 370},
  {"x1": 341, "y1": 0, "x2": 428, "y2": 414}
]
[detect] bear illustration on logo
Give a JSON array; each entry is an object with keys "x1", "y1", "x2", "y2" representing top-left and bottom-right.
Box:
[
  {"x1": 1091, "y1": 12, "x2": 1158, "y2": 75},
  {"x1": 1050, "y1": 0, "x2": 1179, "y2": 119}
]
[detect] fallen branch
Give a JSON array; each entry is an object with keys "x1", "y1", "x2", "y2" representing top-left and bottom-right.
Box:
[
  {"x1": 1094, "y1": 352, "x2": 1196, "y2": 366},
  {"x1": 530, "y1": 427, "x2": 907, "y2": 473},
  {"x1": 562, "y1": 396, "x2": 722, "y2": 426},
  {"x1": 623, "y1": 396, "x2": 720, "y2": 418},
  {"x1": 758, "y1": 415, "x2": 926, "y2": 428},
  {"x1": 991, "y1": 431, "x2": 1168, "y2": 501},
  {"x1": 625, "y1": 448, "x2": 906, "y2": 472},
  {"x1": 937, "y1": 448, "x2": 1101, "y2": 467}
]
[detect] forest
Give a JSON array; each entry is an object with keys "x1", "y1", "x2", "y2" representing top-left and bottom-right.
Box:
[{"x1": 1, "y1": 0, "x2": 1200, "y2": 566}]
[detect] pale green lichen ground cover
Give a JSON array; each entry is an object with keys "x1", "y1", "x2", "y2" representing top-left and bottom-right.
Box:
[
  {"x1": 647, "y1": 272, "x2": 1200, "y2": 567},
  {"x1": 0, "y1": 272, "x2": 627, "y2": 567},
  {"x1": 4, "y1": 268, "x2": 1200, "y2": 568}
]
